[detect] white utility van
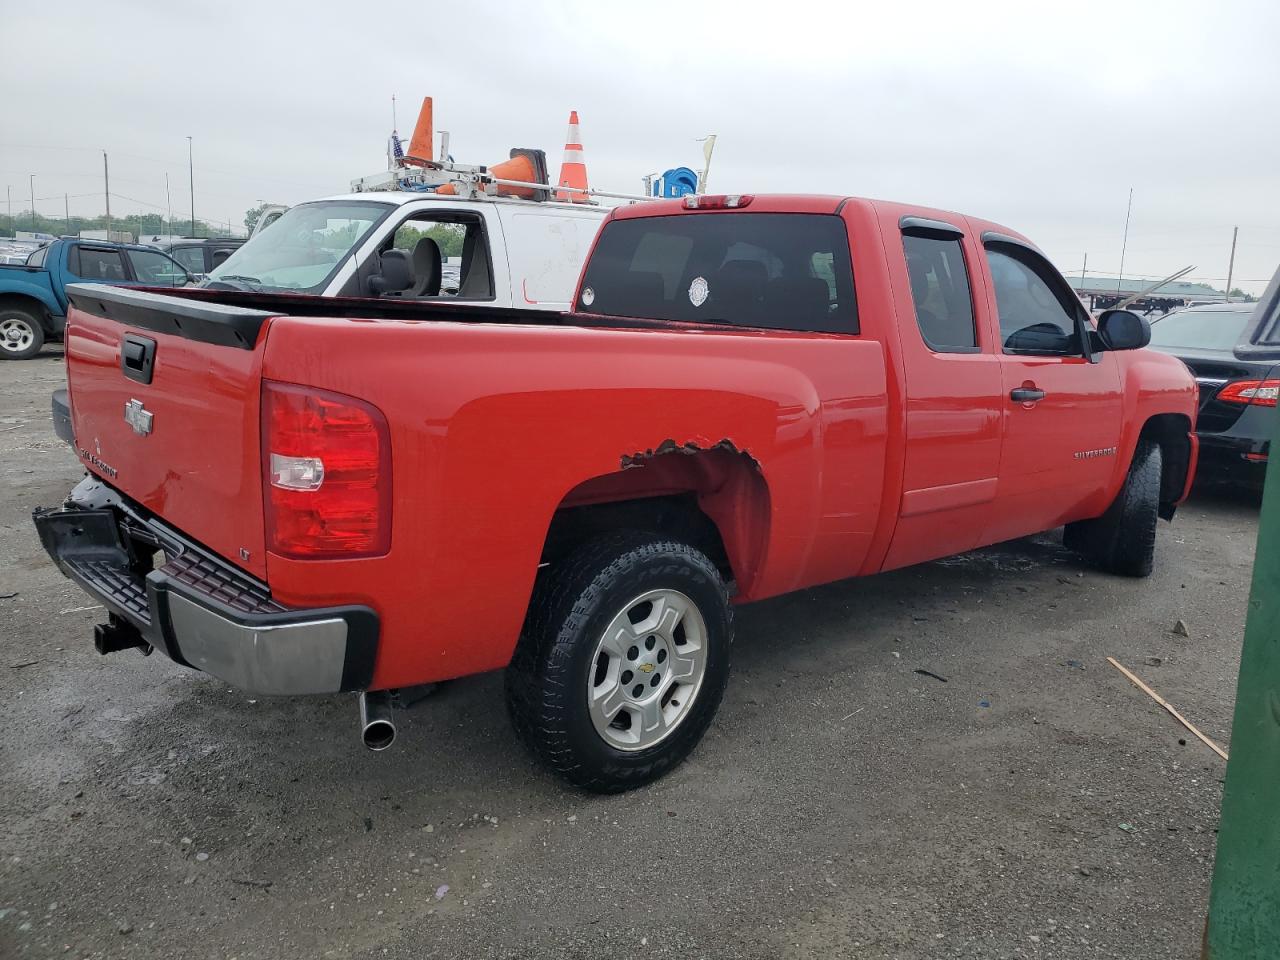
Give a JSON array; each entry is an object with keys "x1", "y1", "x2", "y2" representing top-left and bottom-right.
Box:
[{"x1": 205, "y1": 192, "x2": 608, "y2": 310}]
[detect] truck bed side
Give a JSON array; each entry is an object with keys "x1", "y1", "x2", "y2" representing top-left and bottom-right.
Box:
[{"x1": 259, "y1": 317, "x2": 890, "y2": 687}]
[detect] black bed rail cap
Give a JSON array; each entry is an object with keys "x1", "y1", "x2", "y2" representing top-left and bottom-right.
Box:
[{"x1": 66, "y1": 283, "x2": 272, "y2": 351}]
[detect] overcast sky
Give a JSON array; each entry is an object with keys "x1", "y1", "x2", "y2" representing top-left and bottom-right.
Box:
[{"x1": 3, "y1": 0, "x2": 1277, "y2": 292}]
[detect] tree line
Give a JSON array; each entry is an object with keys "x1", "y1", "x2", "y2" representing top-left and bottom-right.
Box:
[{"x1": 3, "y1": 209, "x2": 237, "y2": 239}]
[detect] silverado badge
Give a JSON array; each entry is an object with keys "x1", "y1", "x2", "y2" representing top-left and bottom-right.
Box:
[{"x1": 124, "y1": 398, "x2": 153, "y2": 437}]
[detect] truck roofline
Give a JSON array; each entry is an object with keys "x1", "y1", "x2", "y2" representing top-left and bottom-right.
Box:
[
  {"x1": 309, "y1": 191, "x2": 611, "y2": 216},
  {"x1": 604, "y1": 194, "x2": 1035, "y2": 248}
]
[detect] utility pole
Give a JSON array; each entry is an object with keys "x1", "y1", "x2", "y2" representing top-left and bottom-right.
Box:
[
  {"x1": 1117, "y1": 187, "x2": 1134, "y2": 293},
  {"x1": 187, "y1": 136, "x2": 195, "y2": 237},
  {"x1": 64, "y1": 193, "x2": 70, "y2": 235},
  {"x1": 1225, "y1": 226, "x2": 1239, "y2": 302},
  {"x1": 6, "y1": 185, "x2": 11, "y2": 235},
  {"x1": 103, "y1": 151, "x2": 112, "y2": 240},
  {"x1": 29, "y1": 175, "x2": 36, "y2": 230},
  {"x1": 165, "y1": 173, "x2": 172, "y2": 237}
]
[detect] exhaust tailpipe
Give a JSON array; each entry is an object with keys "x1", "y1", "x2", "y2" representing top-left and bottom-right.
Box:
[{"x1": 359, "y1": 691, "x2": 396, "y2": 751}]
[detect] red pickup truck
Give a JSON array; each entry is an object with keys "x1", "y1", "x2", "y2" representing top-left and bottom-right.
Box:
[{"x1": 34, "y1": 193, "x2": 1197, "y2": 792}]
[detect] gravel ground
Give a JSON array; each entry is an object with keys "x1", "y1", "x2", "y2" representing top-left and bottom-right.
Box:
[{"x1": 0, "y1": 348, "x2": 1260, "y2": 959}]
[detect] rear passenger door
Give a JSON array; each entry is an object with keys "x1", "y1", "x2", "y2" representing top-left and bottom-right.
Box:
[
  {"x1": 882, "y1": 217, "x2": 1003, "y2": 571},
  {"x1": 68, "y1": 246, "x2": 131, "y2": 286},
  {"x1": 979, "y1": 237, "x2": 1123, "y2": 542}
]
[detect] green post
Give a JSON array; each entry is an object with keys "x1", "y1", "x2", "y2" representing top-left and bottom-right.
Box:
[{"x1": 1206, "y1": 270, "x2": 1280, "y2": 958}]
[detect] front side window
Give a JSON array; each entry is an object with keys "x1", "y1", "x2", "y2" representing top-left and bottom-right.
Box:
[
  {"x1": 578, "y1": 212, "x2": 857, "y2": 334},
  {"x1": 387, "y1": 217, "x2": 490, "y2": 298},
  {"x1": 74, "y1": 247, "x2": 126, "y2": 281},
  {"x1": 903, "y1": 233, "x2": 977, "y2": 351},
  {"x1": 170, "y1": 246, "x2": 207, "y2": 273},
  {"x1": 127, "y1": 249, "x2": 187, "y2": 286},
  {"x1": 206, "y1": 200, "x2": 392, "y2": 294},
  {"x1": 986, "y1": 245, "x2": 1083, "y2": 356}
]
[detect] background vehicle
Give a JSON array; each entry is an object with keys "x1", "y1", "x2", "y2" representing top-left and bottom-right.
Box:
[
  {"x1": 249, "y1": 204, "x2": 289, "y2": 239},
  {"x1": 0, "y1": 238, "x2": 190, "y2": 359},
  {"x1": 203, "y1": 192, "x2": 608, "y2": 309},
  {"x1": 34, "y1": 194, "x2": 1196, "y2": 792},
  {"x1": 0, "y1": 236, "x2": 50, "y2": 265},
  {"x1": 142, "y1": 236, "x2": 246, "y2": 279},
  {"x1": 1148, "y1": 303, "x2": 1275, "y2": 488}
]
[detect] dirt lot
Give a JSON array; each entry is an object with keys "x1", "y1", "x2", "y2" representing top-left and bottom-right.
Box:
[{"x1": 0, "y1": 348, "x2": 1259, "y2": 959}]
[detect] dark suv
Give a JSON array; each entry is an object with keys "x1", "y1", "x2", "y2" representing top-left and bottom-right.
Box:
[{"x1": 144, "y1": 237, "x2": 244, "y2": 278}]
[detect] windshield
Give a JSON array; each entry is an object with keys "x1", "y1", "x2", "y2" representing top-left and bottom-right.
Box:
[
  {"x1": 1148, "y1": 309, "x2": 1252, "y2": 352},
  {"x1": 205, "y1": 201, "x2": 392, "y2": 294}
]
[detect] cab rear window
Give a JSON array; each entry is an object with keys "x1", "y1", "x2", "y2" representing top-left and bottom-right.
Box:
[{"x1": 578, "y1": 213, "x2": 857, "y2": 333}]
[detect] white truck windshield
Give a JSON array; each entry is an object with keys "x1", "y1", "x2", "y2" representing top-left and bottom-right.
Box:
[{"x1": 207, "y1": 201, "x2": 392, "y2": 294}]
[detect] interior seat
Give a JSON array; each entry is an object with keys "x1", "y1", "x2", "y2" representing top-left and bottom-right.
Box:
[
  {"x1": 713, "y1": 260, "x2": 768, "y2": 319},
  {"x1": 408, "y1": 237, "x2": 442, "y2": 297},
  {"x1": 764, "y1": 276, "x2": 830, "y2": 328},
  {"x1": 906, "y1": 253, "x2": 941, "y2": 330}
]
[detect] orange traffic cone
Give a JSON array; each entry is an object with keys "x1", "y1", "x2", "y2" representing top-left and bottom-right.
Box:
[
  {"x1": 555, "y1": 111, "x2": 589, "y2": 203},
  {"x1": 437, "y1": 149, "x2": 550, "y2": 200},
  {"x1": 404, "y1": 97, "x2": 434, "y2": 167}
]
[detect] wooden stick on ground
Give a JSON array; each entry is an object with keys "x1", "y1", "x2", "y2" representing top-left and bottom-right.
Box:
[{"x1": 1107, "y1": 656, "x2": 1229, "y2": 761}]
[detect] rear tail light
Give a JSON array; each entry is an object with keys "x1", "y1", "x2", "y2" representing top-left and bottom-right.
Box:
[
  {"x1": 262, "y1": 381, "x2": 392, "y2": 559},
  {"x1": 1217, "y1": 379, "x2": 1279, "y2": 407},
  {"x1": 683, "y1": 194, "x2": 753, "y2": 210}
]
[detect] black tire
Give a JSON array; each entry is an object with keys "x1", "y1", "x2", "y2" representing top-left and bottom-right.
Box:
[
  {"x1": 0, "y1": 307, "x2": 45, "y2": 361},
  {"x1": 505, "y1": 532, "x2": 733, "y2": 793},
  {"x1": 1064, "y1": 439, "x2": 1162, "y2": 577}
]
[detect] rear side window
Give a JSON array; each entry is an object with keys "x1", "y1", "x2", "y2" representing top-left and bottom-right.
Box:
[
  {"x1": 902, "y1": 234, "x2": 976, "y2": 351},
  {"x1": 578, "y1": 213, "x2": 857, "y2": 333},
  {"x1": 73, "y1": 247, "x2": 126, "y2": 281}
]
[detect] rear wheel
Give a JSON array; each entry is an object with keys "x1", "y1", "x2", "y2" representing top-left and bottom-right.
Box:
[
  {"x1": 1064, "y1": 439, "x2": 1162, "y2": 577},
  {"x1": 0, "y1": 309, "x2": 44, "y2": 361},
  {"x1": 505, "y1": 533, "x2": 732, "y2": 793}
]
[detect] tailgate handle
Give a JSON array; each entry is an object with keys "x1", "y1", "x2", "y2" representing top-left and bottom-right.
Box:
[{"x1": 121, "y1": 335, "x2": 157, "y2": 385}]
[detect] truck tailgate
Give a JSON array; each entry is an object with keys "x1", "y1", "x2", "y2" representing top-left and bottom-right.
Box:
[{"x1": 63, "y1": 284, "x2": 273, "y2": 579}]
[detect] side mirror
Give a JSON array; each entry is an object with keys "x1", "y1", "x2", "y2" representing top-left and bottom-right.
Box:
[
  {"x1": 368, "y1": 249, "x2": 413, "y2": 296},
  {"x1": 1096, "y1": 309, "x2": 1151, "y2": 351}
]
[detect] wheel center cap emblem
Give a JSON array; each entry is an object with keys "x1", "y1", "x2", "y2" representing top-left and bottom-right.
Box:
[{"x1": 638, "y1": 663, "x2": 655, "y2": 674}]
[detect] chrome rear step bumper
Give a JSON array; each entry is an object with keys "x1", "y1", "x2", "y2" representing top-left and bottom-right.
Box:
[{"x1": 32, "y1": 477, "x2": 379, "y2": 695}]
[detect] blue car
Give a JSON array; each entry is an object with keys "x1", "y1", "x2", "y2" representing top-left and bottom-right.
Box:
[{"x1": 0, "y1": 238, "x2": 191, "y2": 360}]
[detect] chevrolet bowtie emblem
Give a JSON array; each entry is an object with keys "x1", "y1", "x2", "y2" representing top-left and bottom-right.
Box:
[
  {"x1": 638, "y1": 663, "x2": 655, "y2": 674},
  {"x1": 124, "y1": 398, "x2": 153, "y2": 436}
]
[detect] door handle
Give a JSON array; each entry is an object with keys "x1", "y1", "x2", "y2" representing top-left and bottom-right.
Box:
[
  {"x1": 120, "y1": 334, "x2": 157, "y2": 385},
  {"x1": 1010, "y1": 386, "x2": 1045, "y2": 403}
]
